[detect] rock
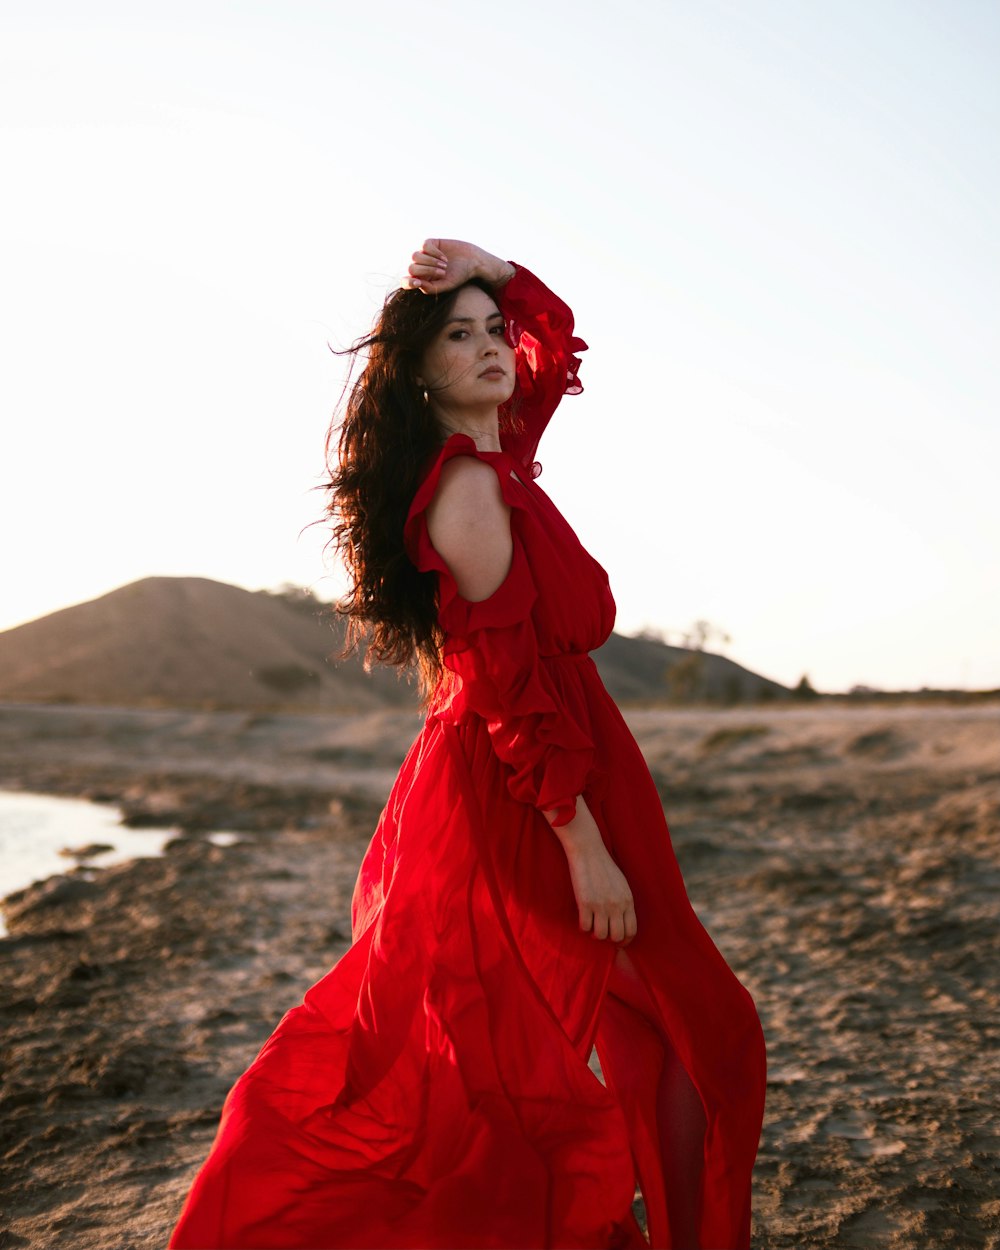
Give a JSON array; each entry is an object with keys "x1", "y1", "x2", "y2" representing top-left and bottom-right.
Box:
[
  {"x1": 3, "y1": 875, "x2": 99, "y2": 919},
  {"x1": 58, "y1": 843, "x2": 115, "y2": 860}
]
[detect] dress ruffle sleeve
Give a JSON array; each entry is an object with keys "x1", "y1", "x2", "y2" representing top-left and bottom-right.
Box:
[
  {"x1": 404, "y1": 436, "x2": 596, "y2": 828},
  {"x1": 496, "y1": 263, "x2": 588, "y2": 475}
]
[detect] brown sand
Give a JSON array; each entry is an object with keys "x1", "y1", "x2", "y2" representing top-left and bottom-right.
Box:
[{"x1": 1, "y1": 700, "x2": 998, "y2": 1249}]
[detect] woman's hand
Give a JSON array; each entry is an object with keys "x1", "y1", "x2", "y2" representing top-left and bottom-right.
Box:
[
  {"x1": 546, "y1": 799, "x2": 638, "y2": 945},
  {"x1": 405, "y1": 239, "x2": 515, "y2": 296}
]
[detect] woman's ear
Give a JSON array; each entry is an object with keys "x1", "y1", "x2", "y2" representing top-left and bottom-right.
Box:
[{"x1": 415, "y1": 375, "x2": 425, "y2": 387}]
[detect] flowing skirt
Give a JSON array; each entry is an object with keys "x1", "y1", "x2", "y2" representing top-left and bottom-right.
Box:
[{"x1": 169, "y1": 672, "x2": 766, "y2": 1249}]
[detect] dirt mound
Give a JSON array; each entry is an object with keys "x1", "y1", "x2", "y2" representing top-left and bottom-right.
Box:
[{"x1": 0, "y1": 578, "x2": 412, "y2": 711}]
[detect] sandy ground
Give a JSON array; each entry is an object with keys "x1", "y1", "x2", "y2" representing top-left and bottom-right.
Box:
[{"x1": 0, "y1": 699, "x2": 998, "y2": 1249}]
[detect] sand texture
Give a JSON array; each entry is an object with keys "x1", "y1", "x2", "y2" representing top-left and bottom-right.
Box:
[{"x1": 0, "y1": 699, "x2": 998, "y2": 1249}]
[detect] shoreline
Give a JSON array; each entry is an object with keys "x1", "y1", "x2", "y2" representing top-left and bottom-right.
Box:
[
  {"x1": 0, "y1": 788, "x2": 183, "y2": 929},
  {"x1": 1, "y1": 700, "x2": 997, "y2": 1247},
  {"x1": 0, "y1": 764, "x2": 382, "y2": 1250}
]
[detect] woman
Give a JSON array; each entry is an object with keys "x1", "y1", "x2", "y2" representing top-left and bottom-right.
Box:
[{"x1": 169, "y1": 239, "x2": 766, "y2": 1250}]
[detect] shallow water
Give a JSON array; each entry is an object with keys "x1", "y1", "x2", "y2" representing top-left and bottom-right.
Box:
[{"x1": 0, "y1": 790, "x2": 181, "y2": 937}]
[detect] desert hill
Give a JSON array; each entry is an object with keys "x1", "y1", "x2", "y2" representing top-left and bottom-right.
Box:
[
  {"x1": 0, "y1": 578, "x2": 410, "y2": 712},
  {"x1": 595, "y1": 630, "x2": 788, "y2": 704},
  {"x1": 0, "y1": 577, "x2": 790, "y2": 710}
]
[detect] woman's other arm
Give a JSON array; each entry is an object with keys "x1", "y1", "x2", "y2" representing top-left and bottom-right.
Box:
[
  {"x1": 425, "y1": 457, "x2": 513, "y2": 603},
  {"x1": 427, "y1": 460, "x2": 635, "y2": 947},
  {"x1": 544, "y1": 797, "x2": 637, "y2": 945}
]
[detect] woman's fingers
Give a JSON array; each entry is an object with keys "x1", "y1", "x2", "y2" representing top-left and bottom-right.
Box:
[
  {"x1": 566, "y1": 849, "x2": 637, "y2": 945},
  {"x1": 581, "y1": 904, "x2": 637, "y2": 944},
  {"x1": 407, "y1": 260, "x2": 446, "y2": 281},
  {"x1": 411, "y1": 250, "x2": 448, "y2": 270},
  {"x1": 580, "y1": 906, "x2": 615, "y2": 941},
  {"x1": 404, "y1": 246, "x2": 450, "y2": 294},
  {"x1": 404, "y1": 268, "x2": 446, "y2": 295}
]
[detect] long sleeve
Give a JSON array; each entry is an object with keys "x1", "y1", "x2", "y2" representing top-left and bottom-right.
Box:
[
  {"x1": 404, "y1": 438, "x2": 597, "y2": 828},
  {"x1": 496, "y1": 263, "x2": 588, "y2": 474}
]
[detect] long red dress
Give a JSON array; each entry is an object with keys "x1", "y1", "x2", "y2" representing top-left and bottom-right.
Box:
[{"x1": 168, "y1": 266, "x2": 766, "y2": 1250}]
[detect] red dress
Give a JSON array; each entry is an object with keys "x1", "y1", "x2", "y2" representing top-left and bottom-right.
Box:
[{"x1": 169, "y1": 266, "x2": 766, "y2": 1250}]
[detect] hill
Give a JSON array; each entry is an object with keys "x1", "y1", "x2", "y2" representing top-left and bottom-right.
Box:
[
  {"x1": 0, "y1": 577, "x2": 790, "y2": 710},
  {"x1": 0, "y1": 578, "x2": 411, "y2": 712},
  {"x1": 595, "y1": 631, "x2": 789, "y2": 704}
]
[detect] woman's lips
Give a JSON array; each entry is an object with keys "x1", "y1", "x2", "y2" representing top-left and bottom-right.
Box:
[{"x1": 479, "y1": 367, "x2": 505, "y2": 379}]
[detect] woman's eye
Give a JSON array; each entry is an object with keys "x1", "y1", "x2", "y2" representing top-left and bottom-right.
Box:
[
  {"x1": 490, "y1": 324, "x2": 506, "y2": 335},
  {"x1": 448, "y1": 330, "x2": 468, "y2": 341}
]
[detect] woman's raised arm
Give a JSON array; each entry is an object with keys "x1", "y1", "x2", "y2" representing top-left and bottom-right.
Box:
[{"x1": 405, "y1": 238, "x2": 515, "y2": 295}]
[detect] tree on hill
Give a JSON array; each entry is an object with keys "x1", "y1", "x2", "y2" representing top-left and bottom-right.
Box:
[
  {"x1": 262, "y1": 583, "x2": 326, "y2": 617},
  {"x1": 255, "y1": 663, "x2": 322, "y2": 696},
  {"x1": 664, "y1": 618, "x2": 732, "y2": 703}
]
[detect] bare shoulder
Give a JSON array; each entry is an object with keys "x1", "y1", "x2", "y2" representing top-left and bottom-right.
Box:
[{"x1": 426, "y1": 455, "x2": 513, "y2": 602}]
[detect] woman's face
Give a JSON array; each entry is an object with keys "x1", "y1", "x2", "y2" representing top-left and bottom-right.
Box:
[{"x1": 417, "y1": 285, "x2": 516, "y2": 419}]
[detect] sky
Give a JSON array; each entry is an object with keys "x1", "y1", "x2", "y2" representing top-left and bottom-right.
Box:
[{"x1": 1, "y1": 0, "x2": 997, "y2": 694}]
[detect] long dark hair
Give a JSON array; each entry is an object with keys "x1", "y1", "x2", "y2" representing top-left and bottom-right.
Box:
[{"x1": 322, "y1": 277, "x2": 519, "y2": 707}]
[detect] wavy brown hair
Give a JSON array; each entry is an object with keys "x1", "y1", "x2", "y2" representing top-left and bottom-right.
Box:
[{"x1": 322, "y1": 277, "x2": 520, "y2": 707}]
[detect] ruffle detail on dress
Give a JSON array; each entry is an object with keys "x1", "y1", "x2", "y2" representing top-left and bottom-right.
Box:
[
  {"x1": 495, "y1": 263, "x2": 588, "y2": 474},
  {"x1": 404, "y1": 435, "x2": 598, "y2": 827},
  {"x1": 440, "y1": 618, "x2": 597, "y2": 829}
]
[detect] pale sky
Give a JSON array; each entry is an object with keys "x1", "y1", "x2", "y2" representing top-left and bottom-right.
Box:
[{"x1": 2, "y1": 0, "x2": 997, "y2": 693}]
